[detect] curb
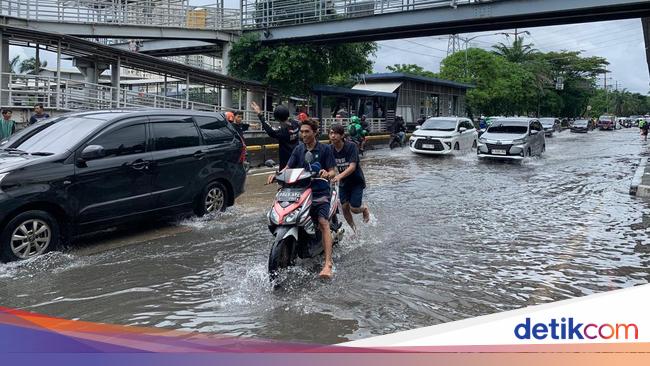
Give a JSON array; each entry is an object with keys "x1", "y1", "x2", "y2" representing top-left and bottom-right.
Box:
[{"x1": 630, "y1": 157, "x2": 648, "y2": 196}]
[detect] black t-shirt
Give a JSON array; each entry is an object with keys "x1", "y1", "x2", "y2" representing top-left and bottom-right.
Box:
[
  {"x1": 287, "y1": 141, "x2": 336, "y2": 197},
  {"x1": 332, "y1": 141, "x2": 365, "y2": 188},
  {"x1": 259, "y1": 114, "x2": 300, "y2": 169}
]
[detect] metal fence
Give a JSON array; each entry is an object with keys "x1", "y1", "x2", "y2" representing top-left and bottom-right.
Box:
[
  {"x1": 320, "y1": 117, "x2": 387, "y2": 133},
  {"x1": 0, "y1": 73, "x2": 277, "y2": 126},
  {"x1": 1, "y1": 0, "x2": 241, "y2": 30},
  {"x1": 241, "y1": 0, "x2": 492, "y2": 29}
]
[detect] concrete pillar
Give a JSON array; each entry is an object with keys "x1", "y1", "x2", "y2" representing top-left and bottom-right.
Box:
[
  {"x1": 74, "y1": 58, "x2": 110, "y2": 106},
  {"x1": 111, "y1": 59, "x2": 121, "y2": 108},
  {"x1": 220, "y1": 42, "x2": 232, "y2": 109},
  {"x1": 0, "y1": 31, "x2": 9, "y2": 106}
]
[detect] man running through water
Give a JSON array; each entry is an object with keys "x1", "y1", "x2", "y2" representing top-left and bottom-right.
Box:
[
  {"x1": 267, "y1": 119, "x2": 337, "y2": 279},
  {"x1": 329, "y1": 124, "x2": 370, "y2": 234},
  {"x1": 252, "y1": 101, "x2": 300, "y2": 170}
]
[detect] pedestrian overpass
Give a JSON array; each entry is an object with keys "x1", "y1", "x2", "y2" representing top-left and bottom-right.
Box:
[{"x1": 243, "y1": 0, "x2": 650, "y2": 43}]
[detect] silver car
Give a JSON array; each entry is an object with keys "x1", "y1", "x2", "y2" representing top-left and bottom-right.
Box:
[
  {"x1": 539, "y1": 118, "x2": 560, "y2": 137},
  {"x1": 477, "y1": 118, "x2": 545, "y2": 160}
]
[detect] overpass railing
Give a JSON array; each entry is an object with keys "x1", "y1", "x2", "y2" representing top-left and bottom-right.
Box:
[
  {"x1": 0, "y1": 0, "x2": 241, "y2": 31},
  {"x1": 241, "y1": 0, "x2": 493, "y2": 29}
]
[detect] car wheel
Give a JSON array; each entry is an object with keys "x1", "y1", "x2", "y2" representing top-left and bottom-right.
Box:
[
  {"x1": 195, "y1": 181, "x2": 228, "y2": 216},
  {"x1": 1, "y1": 210, "x2": 60, "y2": 262}
]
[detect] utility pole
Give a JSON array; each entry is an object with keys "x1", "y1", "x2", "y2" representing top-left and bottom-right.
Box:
[{"x1": 604, "y1": 66, "x2": 608, "y2": 114}]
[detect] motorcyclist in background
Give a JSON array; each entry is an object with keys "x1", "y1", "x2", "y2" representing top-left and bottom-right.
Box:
[
  {"x1": 347, "y1": 116, "x2": 367, "y2": 154},
  {"x1": 393, "y1": 115, "x2": 407, "y2": 145}
]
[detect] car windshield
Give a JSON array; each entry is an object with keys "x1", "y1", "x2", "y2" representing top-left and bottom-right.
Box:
[
  {"x1": 486, "y1": 123, "x2": 528, "y2": 134},
  {"x1": 574, "y1": 120, "x2": 588, "y2": 126},
  {"x1": 599, "y1": 116, "x2": 613, "y2": 122},
  {"x1": 421, "y1": 119, "x2": 457, "y2": 131},
  {"x1": 0, "y1": 116, "x2": 107, "y2": 155}
]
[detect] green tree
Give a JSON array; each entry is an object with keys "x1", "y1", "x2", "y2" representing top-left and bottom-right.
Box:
[
  {"x1": 19, "y1": 57, "x2": 47, "y2": 74},
  {"x1": 439, "y1": 48, "x2": 536, "y2": 117},
  {"x1": 385, "y1": 64, "x2": 437, "y2": 78},
  {"x1": 9, "y1": 55, "x2": 21, "y2": 73},
  {"x1": 492, "y1": 36, "x2": 538, "y2": 64},
  {"x1": 228, "y1": 34, "x2": 376, "y2": 96}
]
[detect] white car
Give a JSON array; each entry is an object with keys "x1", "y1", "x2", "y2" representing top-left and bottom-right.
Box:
[{"x1": 409, "y1": 117, "x2": 478, "y2": 155}]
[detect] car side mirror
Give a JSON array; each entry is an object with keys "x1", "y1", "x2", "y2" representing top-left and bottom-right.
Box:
[
  {"x1": 530, "y1": 130, "x2": 539, "y2": 135},
  {"x1": 81, "y1": 145, "x2": 106, "y2": 161},
  {"x1": 415, "y1": 125, "x2": 421, "y2": 130},
  {"x1": 459, "y1": 127, "x2": 467, "y2": 133}
]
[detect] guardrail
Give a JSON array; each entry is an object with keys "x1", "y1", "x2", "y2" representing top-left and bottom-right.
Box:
[
  {"x1": 241, "y1": 0, "x2": 493, "y2": 29},
  {"x1": 0, "y1": 0, "x2": 241, "y2": 30}
]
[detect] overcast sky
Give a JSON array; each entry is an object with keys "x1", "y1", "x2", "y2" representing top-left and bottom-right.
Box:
[{"x1": 10, "y1": 6, "x2": 648, "y2": 95}]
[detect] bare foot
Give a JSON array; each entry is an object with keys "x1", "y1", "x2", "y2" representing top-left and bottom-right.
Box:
[
  {"x1": 319, "y1": 263, "x2": 333, "y2": 279},
  {"x1": 362, "y1": 206, "x2": 370, "y2": 223}
]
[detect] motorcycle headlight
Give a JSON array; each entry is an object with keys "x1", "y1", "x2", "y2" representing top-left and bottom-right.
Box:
[
  {"x1": 283, "y1": 210, "x2": 301, "y2": 225},
  {"x1": 267, "y1": 208, "x2": 280, "y2": 225},
  {"x1": 512, "y1": 138, "x2": 526, "y2": 145}
]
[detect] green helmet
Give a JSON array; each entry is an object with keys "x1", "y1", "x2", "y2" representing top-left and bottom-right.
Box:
[{"x1": 350, "y1": 116, "x2": 360, "y2": 124}]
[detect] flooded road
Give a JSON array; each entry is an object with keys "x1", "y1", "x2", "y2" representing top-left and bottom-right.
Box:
[{"x1": 2, "y1": 128, "x2": 650, "y2": 344}]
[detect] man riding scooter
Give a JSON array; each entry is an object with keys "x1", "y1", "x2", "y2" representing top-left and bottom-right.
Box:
[{"x1": 267, "y1": 119, "x2": 337, "y2": 279}]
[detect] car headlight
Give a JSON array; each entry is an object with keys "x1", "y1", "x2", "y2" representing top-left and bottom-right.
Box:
[
  {"x1": 479, "y1": 137, "x2": 488, "y2": 143},
  {"x1": 512, "y1": 139, "x2": 526, "y2": 145}
]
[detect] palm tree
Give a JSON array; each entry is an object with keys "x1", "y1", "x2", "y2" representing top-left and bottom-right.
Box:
[
  {"x1": 18, "y1": 57, "x2": 47, "y2": 74},
  {"x1": 492, "y1": 36, "x2": 539, "y2": 63},
  {"x1": 9, "y1": 55, "x2": 21, "y2": 73}
]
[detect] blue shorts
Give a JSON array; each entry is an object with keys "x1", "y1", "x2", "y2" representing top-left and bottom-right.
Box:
[
  {"x1": 339, "y1": 184, "x2": 364, "y2": 208},
  {"x1": 310, "y1": 198, "x2": 330, "y2": 222}
]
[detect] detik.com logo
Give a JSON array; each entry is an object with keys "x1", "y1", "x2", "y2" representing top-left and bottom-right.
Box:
[{"x1": 514, "y1": 318, "x2": 638, "y2": 340}]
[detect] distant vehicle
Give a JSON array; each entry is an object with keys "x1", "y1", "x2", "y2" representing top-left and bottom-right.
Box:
[
  {"x1": 616, "y1": 117, "x2": 632, "y2": 128},
  {"x1": 477, "y1": 118, "x2": 545, "y2": 160},
  {"x1": 539, "y1": 118, "x2": 561, "y2": 137},
  {"x1": 598, "y1": 115, "x2": 615, "y2": 130},
  {"x1": 0, "y1": 110, "x2": 247, "y2": 262},
  {"x1": 409, "y1": 117, "x2": 478, "y2": 155},
  {"x1": 570, "y1": 119, "x2": 590, "y2": 133}
]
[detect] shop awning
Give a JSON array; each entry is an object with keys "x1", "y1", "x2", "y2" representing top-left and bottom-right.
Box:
[{"x1": 352, "y1": 81, "x2": 403, "y2": 93}]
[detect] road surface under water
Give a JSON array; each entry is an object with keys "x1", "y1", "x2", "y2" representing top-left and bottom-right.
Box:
[{"x1": 2, "y1": 128, "x2": 650, "y2": 344}]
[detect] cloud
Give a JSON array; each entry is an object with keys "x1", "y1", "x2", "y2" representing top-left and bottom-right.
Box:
[{"x1": 372, "y1": 19, "x2": 649, "y2": 95}]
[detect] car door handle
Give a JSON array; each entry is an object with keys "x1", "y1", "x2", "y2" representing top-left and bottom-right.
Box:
[
  {"x1": 127, "y1": 159, "x2": 148, "y2": 170},
  {"x1": 193, "y1": 151, "x2": 206, "y2": 160}
]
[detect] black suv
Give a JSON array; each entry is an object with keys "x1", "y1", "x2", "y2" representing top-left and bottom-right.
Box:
[{"x1": 0, "y1": 110, "x2": 246, "y2": 262}]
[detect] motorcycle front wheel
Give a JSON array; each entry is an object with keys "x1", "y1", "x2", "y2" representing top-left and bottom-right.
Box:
[{"x1": 268, "y1": 236, "x2": 295, "y2": 281}]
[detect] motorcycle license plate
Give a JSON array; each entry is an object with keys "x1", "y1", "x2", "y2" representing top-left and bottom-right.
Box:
[
  {"x1": 277, "y1": 190, "x2": 302, "y2": 202},
  {"x1": 492, "y1": 149, "x2": 506, "y2": 155},
  {"x1": 422, "y1": 144, "x2": 436, "y2": 149}
]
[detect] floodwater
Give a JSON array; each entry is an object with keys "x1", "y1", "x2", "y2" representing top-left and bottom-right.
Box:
[{"x1": 2, "y1": 128, "x2": 650, "y2": 344}]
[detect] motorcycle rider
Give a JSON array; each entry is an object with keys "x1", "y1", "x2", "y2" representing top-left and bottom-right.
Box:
[
  {"x1": 267, "y1": 119, "x2": 337, "y2": 279},
  {"x1": 348, "y1": 115, "x2": 366, "y2": 153},
  {"x1": 252, "y1": 101, "x2": 300, "y2": 170},
  {"x1": 329, "y1": 124, "x2": 370, "y2": 234},
  {"x1": 392, "y1": 115, "x2": 407, "y2": 146}
]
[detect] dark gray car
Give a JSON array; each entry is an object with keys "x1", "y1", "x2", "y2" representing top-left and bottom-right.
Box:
[
  {"x1": 477, "y1": 118, "x2": 545, "y2": 159},
  {"x1": 0, "y1": 109, "x2": 247, "y2": 262}
]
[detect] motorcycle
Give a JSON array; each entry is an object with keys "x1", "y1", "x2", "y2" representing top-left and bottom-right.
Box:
[
  {"x1": 266, "y1": 152, "x2": 344, "y2": 281},
  {"x1": 389, "y1": 132, "x2": 405, "y2": 149}
]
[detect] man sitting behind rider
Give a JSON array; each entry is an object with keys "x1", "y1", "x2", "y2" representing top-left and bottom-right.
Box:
[
  {"x1": 267, "y1": 119, "x2": 337, "y2": 279},
  {"x1": 329, "y1": 124, "x2": 370, "y2": 234}
]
